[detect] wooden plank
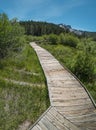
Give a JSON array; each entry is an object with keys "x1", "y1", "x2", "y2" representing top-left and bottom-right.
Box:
[
  {"x1": 41, "y1": 116, "x2": 59, "y2": 130},
  {"x1": 45, "y1": 109, "x2": 69, "y2": 130},
  {"x1": 50, "y1": 87, "x2": 85, "y2": 93},
  {"x1": 70, "y1": 114, "x2": 96, "y2": 122},
  {"x1": 51, "y1": 94, "x2": 89, "y2": 101},
  {"x1": 55, "y1": 103, "x2": 94, "y2": 111},
  {"x1": 45, "y1": 114, "x2": 68, "y2": 130},
  {"x1": 73, "y1": 121, "x2": 96, "y2": 128},
  {"x1": 52, "y1": 98, "x2": 92, "y2": 107},
  {"x1": 38, "y1": 121, "x2": 48, "y2": 130},
  {"x1": 48, "y1": 108, "x2": 80, "y2": 130},
  {"x1": 31, "y1": 126, "x2": 40, "y2": 130},
  {"x1": 51, "y1": 91, "x2": 88, "y2": 98},
  {"x1": 36, "y1": 124, "x2": 42, "y2": 130},
  {"x1": 59, "y1": 108, "x2": 95, "y2": 117},
  {"x1": 48, "y1": 80, "x2": 82, "y2": 88}
]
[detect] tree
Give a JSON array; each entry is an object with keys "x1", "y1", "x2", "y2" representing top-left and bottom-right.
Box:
[
  {"x1": 0, "y1": 13, "x2": 24, "y2": 58},
  {"x1": 0, "y1": 13, "x2": 11, "y2": 57},
  {"x1": 20, "y1": 21, "x2": 66, "y2": 36}
]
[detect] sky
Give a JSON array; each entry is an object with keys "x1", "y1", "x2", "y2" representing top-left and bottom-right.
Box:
[{"x1": 0, "y1": 0, "x2": 96, "y2": 32}]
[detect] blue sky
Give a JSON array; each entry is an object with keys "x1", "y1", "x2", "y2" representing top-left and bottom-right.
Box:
[{"x1": 0, "y1": 0, "x2": 96, "y2": 32}]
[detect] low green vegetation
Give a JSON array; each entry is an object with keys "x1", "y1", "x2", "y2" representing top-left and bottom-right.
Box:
[
  {"x1": 0, "y1": 43, "x2": 50, "y2": 130},
  {"x1": 0, "y1": 80, "x2": 48, "y2": 130},
  {"x1": 0, "y1": 13, "x2": 49, "y2": 130},
  {"x1": 0, "y1": 44, "x2": 45, "y2": 84}
]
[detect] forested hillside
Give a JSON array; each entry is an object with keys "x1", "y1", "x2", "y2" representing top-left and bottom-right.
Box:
[
  {"x1": 20, "y1": 20, "x2": 69, "y2": 36},
  {"x1": 20, "y1": 20, "x2": 96, "y2": 40}
]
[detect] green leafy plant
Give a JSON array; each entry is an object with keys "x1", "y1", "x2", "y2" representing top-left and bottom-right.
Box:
[
  {"x1": 73, "y1": 51, "x2": 95, "y2": 82},
  {"x1": 48, "y1": 34, "x2": 58, "y2": 44}
]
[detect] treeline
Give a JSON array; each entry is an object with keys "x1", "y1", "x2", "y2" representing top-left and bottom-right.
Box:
[
  {"x1": 0, "y1": 13, "x2": 24, "y2": 58},
  {"x1": 19, "y1": 20, "x2": 96, "y2": 40},
  {"x1": 20, "y1": 21, "x2": 69, "y2": 36}
]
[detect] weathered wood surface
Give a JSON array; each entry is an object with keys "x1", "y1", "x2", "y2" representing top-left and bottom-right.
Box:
[
  {"x1": 29, "y1": 42, "x2": 96, "y2": 130},
  {"x1": 29, "y1": 107, "x2": 80, "y2": 130}
]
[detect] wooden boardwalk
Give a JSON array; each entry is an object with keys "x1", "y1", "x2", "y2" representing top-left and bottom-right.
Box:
[{"x1": 29, "y1": 42, "x2": 96, "y2": 130}]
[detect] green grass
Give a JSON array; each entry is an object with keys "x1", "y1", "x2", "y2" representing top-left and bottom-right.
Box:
[
  {"x1": 0, "y1": 79, "x2": 49, "y2": 130},
  {"x1": 0, "y1": 43, "x2": 50, "y2": 130},
  {"x1": 85, "y1": 82, "x2": 96, "y2": 102},
  {"x1": 0, "y1": 44, "x2": 45, "y2": 83}
]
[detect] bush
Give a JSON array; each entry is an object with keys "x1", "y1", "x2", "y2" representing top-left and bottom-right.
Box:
[
  {"x1": 59, "y1": 33, "x2": 65, "y2": 44},
  {"x1": 60, "y1": 34, "x2": 79, "y2": 48},
  {"x1": 73, "y1": 51, "x2": 95, "y2": 82},
  {"x1": 0, "y1": 60, "x2": 4, "y2": 69},
  {"x1": 92, "y1": 36, "x2": 96, "y2": 41},
  {"x1": 48, "y1": 34, "x2": 58, "y2": 44}
]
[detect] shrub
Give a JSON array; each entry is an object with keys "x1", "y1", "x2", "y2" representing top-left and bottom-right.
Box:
[
  {"x1": 59, "y1": 34, "x2": 79, "y2": 48},
  {"x1": 48, "y1": 34, "x2": 58, "y2": 44},
  {"x1": 64, "y1": 34, "x2": 79, "y2": 47},
  {"x1": 73, "y1": 51, "x2": 95, "y2": 82},
  {"x1": 92, "y1": 36, "x2": 96, "y2": 41},
  {"x1": 59, "y1": 33, "x2": 65, "y2": 44}
]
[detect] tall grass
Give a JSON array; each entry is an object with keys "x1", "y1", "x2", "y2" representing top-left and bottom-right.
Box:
[
  {"x1": 0, "y1": 44, "x2": 45, "y2": 83},
  {"x1": 0, "y1": 79, "x2": 49, "y2": 130},
  {"x1": 0, "y1": 42, "x2": 50, "y2": 130}
]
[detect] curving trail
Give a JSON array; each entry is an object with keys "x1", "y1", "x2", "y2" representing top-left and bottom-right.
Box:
[{"x1": 29, "y1": 42, "x2": 96, "y2": 130}]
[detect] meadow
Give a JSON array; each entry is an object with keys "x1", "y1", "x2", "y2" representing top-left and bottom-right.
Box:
[{"x1": 0, "y1": 43, "x2": 50, "y2": 130}]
